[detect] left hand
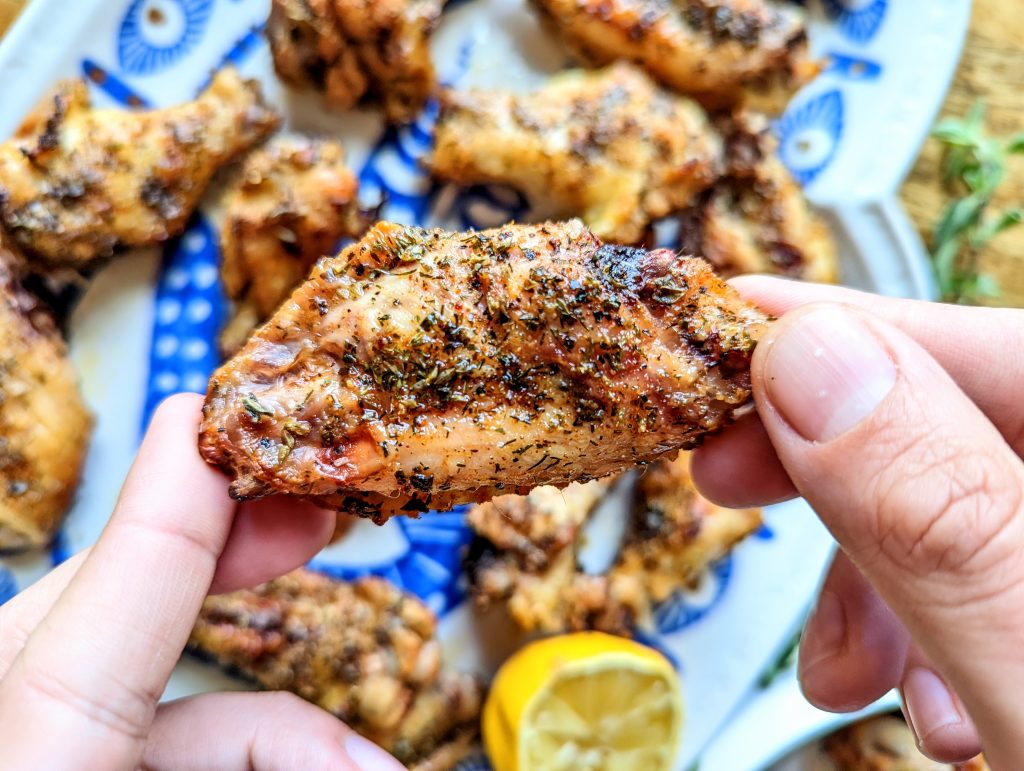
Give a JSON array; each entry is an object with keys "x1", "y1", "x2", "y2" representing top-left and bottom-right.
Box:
[{"x1": 0, "y1": 393, "x2": 405, "y2": 770}]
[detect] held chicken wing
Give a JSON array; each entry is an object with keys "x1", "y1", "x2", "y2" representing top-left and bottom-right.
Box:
[
  {"x1": 267, "y1": 0, "x2": 443, "y2": 123},
  {"x1": 200, "y1": 219, "x2": 767, "y2": 523},
  {"x1": 220, "y1": 136, "x2": 371, "y2": 355},
  {"x1": 429, "y1": 63, "x2": 723, "y2": 245},
  {"x1": 678, "y1": 112, "x2": 837, "y2": 282},
  {"x1": 0, "y1": 69, "x2": 280, "y2": 269},
  {"x1": 189, "y1": 569, "x2": 482, "y2": 770},
  {"x1": 533, "y1": 0, "x2": 819, "y2": 112},
  {"x1": 0, "y1": 233, "x2": 91, "y2": 551}
]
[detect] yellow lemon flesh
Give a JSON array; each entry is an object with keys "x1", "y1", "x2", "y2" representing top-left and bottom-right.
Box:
[{"x1": 483, "y1": 632, "x2": 683, "y2": 771}]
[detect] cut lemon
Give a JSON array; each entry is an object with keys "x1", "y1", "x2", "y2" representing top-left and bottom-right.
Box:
[{"x1": 483, "y1": 632, "x2": 683, "y2": 771}]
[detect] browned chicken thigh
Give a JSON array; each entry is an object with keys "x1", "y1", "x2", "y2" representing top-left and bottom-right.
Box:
[
  {"x1": 0, "y1": 233, "x2": 91, "y2": 551},
  {"x1": 533, "y1": 0, "x2": 819, "y2": 112},
  {"x1": 0, "y1": 69, "x2": 280, "y2": 270},
  {"x1": 267, "y1": 0, "x2": 443, "y2": 123},
  {"x1": 200, "y1": 220, "x2": 766, "y2": 522},
  {"x1": 429, "y1": 63, "x2": 723, "y2": 245},
  {"x1": 189, "y1": 569, "x2": 482, "y2": 770},
  {"x1": 219, "y1": 136, "x2": 371, "y2": 355}
]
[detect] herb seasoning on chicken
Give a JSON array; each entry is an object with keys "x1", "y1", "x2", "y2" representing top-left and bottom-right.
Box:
[{"x1": 200, "y1": 219, "x2": 767, "y2": 522}]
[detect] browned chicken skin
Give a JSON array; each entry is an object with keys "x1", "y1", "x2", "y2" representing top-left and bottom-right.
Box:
[
  {"x1": 533, "y1": 0, "x2": 819, "y2": 112},
  {"x1": 822, "y1": 715, "x2": 989, "y2": 771},
  {"x1": 0, "y1": 68, "x2": 280, "y2": 270},
  {"x1": 219, "y1": 135, "x2": 371, "y2": 355},
  {"x1": 0, "y1": 233, "x2": 91, "y2": 551},
  {"x1": 267, "y1": 0, "x2": 443, "y2": 123},
  {"x1": 467, "y1": 452, "x2": 761, "y2": 634},
  {"x1": 200, "y1": 220, "x2": 766, "y2": 523},
  {"x1": 189, "y1": 569, "x2": 481, "y2": 770},
  {"x1": 678, "y1": 112, "x2": 838, "y2": 282},
  {"x1": 429, "y1": 63, "x2": 723, "y2": 245}
]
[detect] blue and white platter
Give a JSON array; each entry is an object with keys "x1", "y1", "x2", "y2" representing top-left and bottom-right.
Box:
[{"x1": 0, "y1": 0, "x2": 970, "y2": 767}]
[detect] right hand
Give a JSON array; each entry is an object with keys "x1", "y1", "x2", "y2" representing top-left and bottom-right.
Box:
[{"x1": 693, "y1": 277, "x2": 1024, "y2": 769}]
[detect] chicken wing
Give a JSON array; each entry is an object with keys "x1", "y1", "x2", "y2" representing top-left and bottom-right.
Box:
[
  {"x1": 0, "y1": 232, "x2": 91, "y2": 551},
  {"x1": 821, "y1": 715, "x2": 989, "y2": 771},
  {"x1": 429, "y1": 63, "x2": 723, "y2": 245},
  {"x1": 200, "y1": 219, "x2": 767, "y2": 523},
  {"x1": 532, "y1": 0, "x2": 819, "y2": 112},
  {"x1": 0, "y1": 69, "x2": 280, "y2": 270},
  {"x1": 220, "y1": 136, "x2": 371, "y2": 355},
  {"x1": 678, "y1": 112, "x2": 837, "y2": 282},
  {"x1": 267, "y1": 0, "x2": 442, "y2": 123},
  {"x1": 189, "y1": 569, "x2": 481, "y2": 770},
  {"x1": 466, "y1": 453, "x2": 761, "y2": 635}
]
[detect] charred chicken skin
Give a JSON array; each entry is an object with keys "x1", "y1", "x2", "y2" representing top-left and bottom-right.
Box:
[
  {"x1": 532, "y1": 0, "x2": 819, "y2": 112},
  {"x1": 189, "y1": 569, "x2": 481, "y2": 770},
  {"x1": 0, "y1": 68, "x2": 280, "y2": 270},
  {"x1": 267, "y1": 0, "x2": 443, "y2": 123},
  {"x1": 429, "y1": 63, "x2": 723, "y2": 245},
  {"x1": 200, "y1": 220, "x2": 766, "y2": 522},
  {"x1": 0, "y1": 233, "x2": 91, "y2": 551},
  {"x1": 220, "y1": 135, "x2": 371, "y2": 355}
]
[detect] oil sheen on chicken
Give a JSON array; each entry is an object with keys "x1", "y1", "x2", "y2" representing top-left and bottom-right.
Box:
[
  {"x1": 0, "y1": 69, "x2": 280, "y2": 269},
  {"x1": 200, "y1": 220, "x2": 767, "y2": 523}
]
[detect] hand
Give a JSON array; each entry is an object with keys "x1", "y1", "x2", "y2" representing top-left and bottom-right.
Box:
[
  {"x1": 0, "y1": 394, "x2": 405, "y2": 770},
  {"x1": 693, "y1": 277, "x2": 1024, "y2": 769}
]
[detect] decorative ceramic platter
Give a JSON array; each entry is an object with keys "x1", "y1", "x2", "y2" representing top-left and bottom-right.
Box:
[{"x1": 0, "y1": 0, "x2": 969, "y2": 767}]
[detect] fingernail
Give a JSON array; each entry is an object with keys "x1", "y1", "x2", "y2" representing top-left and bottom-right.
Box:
[
  {"x1": 761, "y1": 307, "x2": 896, "y2": 442},
  {"x1": 344, "y1": 734, "x2": 405, "y2": 771},
  {"x1": 903, "y1": 667, "x2": 962, "y2": 742},
  {"x1": 799, "y1": 590, "x2": 846, "y2": 675}
]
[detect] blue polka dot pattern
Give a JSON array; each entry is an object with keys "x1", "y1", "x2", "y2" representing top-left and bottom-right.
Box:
[
  {"x1": 0, "y1": 566, "x2": 16, "y2": 606},
  {"x1": 775, "y1": 89, "x2": 844, "y2": 186},
  {"x1": 141, "y1": 214, "x2": 225, "y2": 433},
  {"x1": 822, "y1": 0, "x2": 888, "y2": 44},
  {"x1": 118, "y1": 0, "x2": 214, "y2": 75}
]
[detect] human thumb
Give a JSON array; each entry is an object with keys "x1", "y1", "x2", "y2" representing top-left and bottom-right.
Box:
[{"x1": 753, "y1": 303, "x2": 1024, "y2": 768}]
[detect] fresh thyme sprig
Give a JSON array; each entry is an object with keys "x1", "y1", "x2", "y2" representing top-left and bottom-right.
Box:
[{"x1": 929, "y1": 103, "x2": 1024, "y2": 304}]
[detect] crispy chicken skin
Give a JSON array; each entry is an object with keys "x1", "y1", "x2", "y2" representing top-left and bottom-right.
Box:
[
  {"x1": 429, "y1": 63, "x2": 723, "y2": 245},
  {"x1": 679, "y1": 113, "x2": 838, "y2": 282},
  {"x1": 821, "y1": 715, "x2": 989, "y2": 771},
  {"x1": 189, "y1": 569, "x2": 481, "y2": 769},
  {"x1": 467, "y1": 453, "x2": 761, "y2": 634},
  {"x1": 200, "y1": 220, "x2": 767, "y2": 522},
  {"x1": 0, "y1": 234, "x2": 91, "y2": 551},
  {"x1": 267, "y1": 0, "x2": 442, "y2": 123},
  {"x1": 0, "y1": 69, "x2": 280, "y2": 269},
  {"x1": 220, "y1": 136, "x2": 370, "y2": 355},
  {"x1": 533, "y1": 0, "x2": 819, "y2": 112}
]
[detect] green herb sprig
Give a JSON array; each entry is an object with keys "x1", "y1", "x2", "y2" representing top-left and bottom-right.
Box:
[{"x1": 930, "y1": 103, "x2": 1024, "y2": 304}]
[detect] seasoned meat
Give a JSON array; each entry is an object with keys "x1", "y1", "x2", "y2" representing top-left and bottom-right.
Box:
[
  {"x1": 0, "y1": 232, "x2": 91, "y2": 551},
  {"x1": 821, "y1": 715, "x2": 990, "y2": 771},
  {"x1": 532, "y1": 0, "x2": 819, "y2": 112},
  {"x1": 220, "y1": 136, "x2": 371, "y2": 355},
  {"x1": 199, "y1": 220, "x2": 767, "y2": 523},
  {"x1": 429, "y1": 63, "x2": 723, "y2": 245},
  {"x1": 189, "y1": 569, "x2": 481, "y2": 770},
  {"x1": 267, "y1": 0, "x2": 443, "y2": 123},
  {"x1": 0, "y1": 69, "x2": 280, "y2": 270},
  {"x1": 678, "y1": 112, "x2": 837, "y2": 283},
  {"x1": 467, "y1": 452, "x2": 761, "y2": 635}
]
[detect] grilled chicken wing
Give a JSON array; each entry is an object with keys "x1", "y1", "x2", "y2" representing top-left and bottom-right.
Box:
[
  {"x1": 267, "y1": 0, "x2": 442, "y2": 123},
  {"x1": 533, "y1": 0, "x2": 819, "y2": 112},
  {"x1": 189, "y1": 569, "x2": 481, "y2": 770},
  {"x1": 429, "y1": 63, "x2": 723, "y2": 245},
  {"x1": 200, "y1": 220, "x2": 766, "y2": 523},
  {"x1": 467, "y1": 452, "x2": 761, "y2": 635},
  {"x1": 0, "y1": 69, "x2": 280, "y2": 269},
  {"x1": 678, "y1": 112, "x2": 837, "y2": 282},
  {"x1": 0, "y1": 233, "x2": 91, "y2": 551},
  {"x1": 821, "y1": 715, "x2": 989, "y2": 771},
  {"x1": 220, "y1": 136, "x2": 371, "y2": 355}
]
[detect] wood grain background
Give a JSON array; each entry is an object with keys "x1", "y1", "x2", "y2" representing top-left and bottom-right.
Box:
[{"x1": 1, "y1": 0, "x2": 1021, "y2": 303}]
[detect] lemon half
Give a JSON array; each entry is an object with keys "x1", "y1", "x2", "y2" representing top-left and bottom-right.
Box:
[{"x1": 483, "y1": 632, "x2": 684, "y2": 771}]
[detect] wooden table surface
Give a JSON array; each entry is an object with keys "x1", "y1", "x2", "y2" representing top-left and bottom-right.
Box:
[{"x1": 1, "y1": 0, "x2": 1022, "y2": 303}]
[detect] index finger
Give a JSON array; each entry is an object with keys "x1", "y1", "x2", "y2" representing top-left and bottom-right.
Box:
[{"x1": 0, "y1": 394, "x2": 234, "y2": 769}]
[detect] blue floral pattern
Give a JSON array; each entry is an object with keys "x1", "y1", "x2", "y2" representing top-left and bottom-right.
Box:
[
  {"x1": 0, "y1": 566, "x2": 16, "y2": 606},
  {"x1": 775, "y1": 89, "x2": 844, "y2": 186},
  {"x1": 822, "y1": 0, "x2": 888, "y2": 43},
  {"x1": 653, "y1": 557, "x2": 734, "y2": 634},
  {"x1": 118, "y1": 0, "x2": 214, "y2": 75}
]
